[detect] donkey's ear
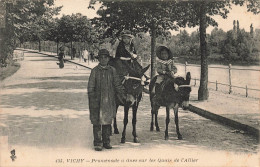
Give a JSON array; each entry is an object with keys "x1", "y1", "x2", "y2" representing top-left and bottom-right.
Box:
[{"x1": 141, "y1": 65, "x2": 150, "y2": 74}]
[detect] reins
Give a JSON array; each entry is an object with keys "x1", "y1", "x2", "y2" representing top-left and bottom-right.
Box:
[
  {"x1": 178, "y1": 85, "x2": 192, "y2": 88},
  {"x1": 122, "y1": 74, "x2": 144, "y2": 85}
]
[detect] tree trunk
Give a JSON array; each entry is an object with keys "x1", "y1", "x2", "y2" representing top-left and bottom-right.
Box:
[
  {"x1": 71, "y1": 41, "x2": 73, "y2": 59},
  {"x1": 150, "y1": 25, "x2": 157, "y2": 78},
  {"x1": 198, "y1": 1, "x2": 209, "y2": 101},
  {"x1": 38, "y1": 40, "x2": 41, "y2": 52},
  {"x1": 56, "y1": 41, "x2": 59, "y2": 55}
]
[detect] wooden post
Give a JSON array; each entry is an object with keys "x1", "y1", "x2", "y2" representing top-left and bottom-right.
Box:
[
  {"x1": 228, "y1": 64, "x2": 232, "y2": 94},
  {"x1": 216, "y1": 80, "x2": 218, "y2": 91},
  {"x1": 246, "y1": 85, "x2": 248, "y2": 97},
  {"x1": 185, "y1": 61, "x2": 187, "y2": 74}
]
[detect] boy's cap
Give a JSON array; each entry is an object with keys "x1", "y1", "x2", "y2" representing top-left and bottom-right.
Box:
[
  {"x1": 120, "y1": 30, "x2": 134, "y2": 38},
  {"x1": 156, "y1": 45, "x2": 176, "y2": 60},
  {"x1": 97, "y1": 49, "x2": 110, "y2": 58}
]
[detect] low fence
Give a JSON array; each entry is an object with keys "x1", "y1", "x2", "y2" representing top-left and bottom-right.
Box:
[
  {"x1": 141, "y1": 60, "x2": 260, "y2": 98},
  {"x1": 13, "y1": 50, "x2": 24, "y2": 61},
  {"x1": 180, "y1": 62, "x2": 260, "y2": 98}
]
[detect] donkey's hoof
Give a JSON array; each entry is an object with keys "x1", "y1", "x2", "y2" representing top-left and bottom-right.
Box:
[
  {"x1": 114, "y1": 129, "x2": 119, "y2": 134},
  {"x1": 178, "y1": 135, "x2": 183, "y2": 140},
  {"x1": 134, "y1": 137, "x2": 140, "y2": 143},
  {"x1": 156, "y1": 127, "x2": 160, "y2": 132},
  {"x1": 165, "y1": 135, "x2": 169, "y2": 140},
  {"x1": 121, "y1": 138, "x2": 126, "y2": 143},
  {"x1": 150, "y1": 126, "x2": 154, "y2": 131}
]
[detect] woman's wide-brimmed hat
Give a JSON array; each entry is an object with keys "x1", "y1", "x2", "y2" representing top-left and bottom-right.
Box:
[
  {"x1": 120, "y1": 30, "x2": 134, "y2": 39},
  {"x1": 156, "y1": 45, "x2": 174, "y2": 60}
]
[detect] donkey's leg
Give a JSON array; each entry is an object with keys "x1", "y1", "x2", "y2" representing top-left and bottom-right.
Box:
[
  {"x1": 132, "y1": 103, "x2": 139, "y2": 143},
  {"x1": 155, "y1": 107, "x2": 160, "y2": 132},
  {"x1": 174, "y1": 104, "x2": 182, "y2": 140},
  {"x1": 151, "y1": 101, "x2": 160, "y2": 131},
  {"x1": 113, "y1": 105, "x2": 119, "y2": 134},
  {"x1": 150, "y1": 108, "x2": 154, "y2": 131},
  {"x1": 165, "y1": 106, "x2": 170, "y2": 140},
  {"x1": 113, "y1": 117, "x2": 119, "y2": 134},
  {"x1": 150, "y1": 101, "x2": 156, "y2": 131},
  {"x1": 121, "y1": 106, "x2": 129, "y2": 143}
]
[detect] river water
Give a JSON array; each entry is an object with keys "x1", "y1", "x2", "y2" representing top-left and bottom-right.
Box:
[{"x1": 142, "y1": 61, "x2": 260, "y2": 98}]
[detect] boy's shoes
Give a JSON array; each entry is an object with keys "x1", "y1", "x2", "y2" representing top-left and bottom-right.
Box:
[
  {"x1": 103, "y1": 143, "x2": 112, "y2": 149},
  {"x1": 94, "y1": 146, "x2": 102, "y2": 151}
]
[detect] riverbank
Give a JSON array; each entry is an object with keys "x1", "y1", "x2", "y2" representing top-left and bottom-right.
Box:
[{"x1": 0, "y1": 63, "x2": 20, "y2": 81}]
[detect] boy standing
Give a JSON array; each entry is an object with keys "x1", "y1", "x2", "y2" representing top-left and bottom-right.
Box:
[{"x1": 88, "y1": 49, "x2": 125, "y2": 151}]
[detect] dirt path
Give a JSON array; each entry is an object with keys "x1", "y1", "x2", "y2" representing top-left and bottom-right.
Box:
[{"x1": 0, "y1": 52, "x2": 259, "y2": 167}]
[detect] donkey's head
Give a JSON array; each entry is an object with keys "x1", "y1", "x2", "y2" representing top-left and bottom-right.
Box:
[
  {"x1": 123, "y1": 65, "x2": 150, "y2": 106},
  {"x1": 174, "y1": 72, "x2": 192, "y2": 110},
  {"x1": 163, "y1": 72, "x2": 191, "y2": 110}
]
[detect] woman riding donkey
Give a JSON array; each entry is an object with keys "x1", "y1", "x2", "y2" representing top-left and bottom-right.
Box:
[
  {"x1": 115, "y1": 30, "x2": 144, "y2": 78},
  {"x1": 153, "y1": 45, "x2": 178, "y2": 104}
]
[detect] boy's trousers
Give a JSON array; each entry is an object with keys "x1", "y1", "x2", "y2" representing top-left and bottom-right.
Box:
[{"x1": 93, "y1": 124, "x2": 111, "y2": 146}]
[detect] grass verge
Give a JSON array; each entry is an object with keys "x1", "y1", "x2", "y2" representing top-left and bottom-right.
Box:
[{"x1": 0, "y1": 63, "x2": 20, "y2": 81}]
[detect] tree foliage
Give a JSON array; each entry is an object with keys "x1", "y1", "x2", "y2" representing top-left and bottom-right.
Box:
[
  {"x1": 89, "y1": 0, "x2": 187, "y2": 77},
  {"x1": 0, "y1": 0, "x2": 61, "y2": 64}
]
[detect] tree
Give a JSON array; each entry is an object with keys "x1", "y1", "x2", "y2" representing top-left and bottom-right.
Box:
[
  {"x1": 209, "y1": 28, "x2": 226, "y2": 52},
  {"x1": 12, "y1": 0, "x2": 61, "y2": 51},
  {"x1": 0, "y1": 0, "x2": 60, "y2": 64},
  {"x1": 57, "y1": 13, "x2": 93, "y2": 56},
  {"x1": 250, "y1": 24, "x2": 254, "y2": 37},
  {"x1": 89, "y1": 0, "x2": 184, "y2": 78},
  {"x1": 233, "y1": 20, "x2": 236, "y2": 32},
  {"x1": 45, "y1": 18, "x2": 61, "y2": 54},
  {"x1": 237, "y1": 20, "x2": 240, "y2": 32},
  {"x1": 177, "y1": 0, "x2": 259, "y2": 100}
]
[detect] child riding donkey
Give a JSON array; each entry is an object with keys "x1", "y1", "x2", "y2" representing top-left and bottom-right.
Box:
[{"x1": 153, "y1": 45, "x2": 178, "y2": 104}]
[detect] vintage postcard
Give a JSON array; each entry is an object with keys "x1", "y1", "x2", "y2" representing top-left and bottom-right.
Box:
[{"x1": 0, "y1": 0, "x2": 259, "y2": 167}]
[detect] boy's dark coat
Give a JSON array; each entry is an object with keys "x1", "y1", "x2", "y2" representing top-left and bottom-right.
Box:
[{"x1": 88, "y1": 64, "x2": 125, "y2": 125}]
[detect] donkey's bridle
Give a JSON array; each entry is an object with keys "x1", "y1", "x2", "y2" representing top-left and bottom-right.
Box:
[
  {"x1": 122, "y1": 74, "x2": 145, "y2": 85},
  {"x1": 178, "y1": 85, "x2": 192, "y2": 88}
]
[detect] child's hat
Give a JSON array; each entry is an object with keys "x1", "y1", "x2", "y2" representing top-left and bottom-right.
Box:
[
  {"x1": 120, "y1": 30, "x2": 134, "y2": 39},
  {"x1": 156, "y1": 45, "x2": 174, "y2": 60}
]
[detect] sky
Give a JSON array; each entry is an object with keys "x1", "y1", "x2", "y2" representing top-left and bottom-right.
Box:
[{"x1": 54, "y1": 0, "x2": 260, "y2": 35}]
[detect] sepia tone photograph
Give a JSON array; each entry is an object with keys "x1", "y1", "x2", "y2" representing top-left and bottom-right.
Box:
[{"x1": 0, "y1": 0, "x2": 259, "y2": 166}]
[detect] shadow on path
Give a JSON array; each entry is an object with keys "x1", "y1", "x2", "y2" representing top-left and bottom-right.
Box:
[
  {"x1": 0, "y1": 113, "x2": 92, "y2": 148},
  {"x1": 1, "y1": 91, "x2": 88, "y2": 111},
  {"x1": 1, "y1": 74, "x2": 89, "y2": 111}
]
